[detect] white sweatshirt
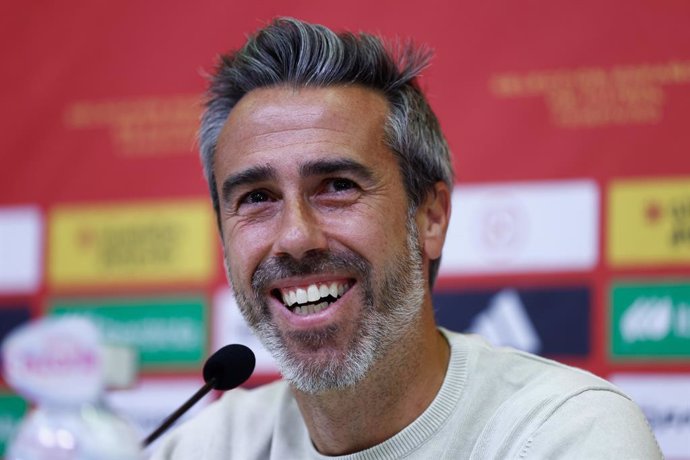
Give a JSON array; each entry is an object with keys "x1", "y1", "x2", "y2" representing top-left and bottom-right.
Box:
[{"x1": 152, "y1": 330, "x2": 662, "y2": 459}]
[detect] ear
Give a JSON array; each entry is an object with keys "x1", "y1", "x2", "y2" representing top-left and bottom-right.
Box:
[{"x1": 417, "y1": 181, "x2": 451, "y2": 260}]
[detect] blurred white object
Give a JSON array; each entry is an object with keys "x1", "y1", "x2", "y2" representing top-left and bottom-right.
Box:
[
  {"x1": 1, "y1": 316, "x2": 143, "y2": 460},
  {"x1": 7, "y1": 404, "x2": 143, "y2": 460},
  {"x1": 102, "y1": 343, "x2": 138, "y2": 389},
  {"x1": 2, "y1": 317, "x2": 104, "y2": 406}
]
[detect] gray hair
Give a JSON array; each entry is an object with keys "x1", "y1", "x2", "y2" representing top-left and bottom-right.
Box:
[{"x1": 200, "y1": 17, "x2": 453, "y2": 286}]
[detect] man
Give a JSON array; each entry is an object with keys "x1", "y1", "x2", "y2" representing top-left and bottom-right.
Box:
[{"x1": 154, "y1": 18, "x2": 661, "y2": 459}]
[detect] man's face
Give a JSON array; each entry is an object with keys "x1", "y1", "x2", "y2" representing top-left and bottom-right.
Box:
[{"x1": 214, "y1": 85, "x2": 426, "y2": 393}]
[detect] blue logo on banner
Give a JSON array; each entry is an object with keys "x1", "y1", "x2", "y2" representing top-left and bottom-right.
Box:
[{"x1": 433, "y1": 287, "x2": 590, "y2": 356}]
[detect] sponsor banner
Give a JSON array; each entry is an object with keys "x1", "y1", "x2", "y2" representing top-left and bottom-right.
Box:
[
  {"x1": 610, "y1": 374, "x2": 690, "y2": 459},
  {"x1": 0, "y1": 206, "x2": 42, "y2": 294},
  {"x1": 490, "y1": 60, "x2": 690, "y2": 128},
  {"x1": 48, "y1": 200, "x2": 214, "y2": 287},
  {"x1": 608, "y1": 177, "x2": 690, "y2": 266},
  {"x1": 610, "y1": 281, "x2": 690, "y2": 358},
  {"x1": 213, "y1": 288, "x2": 279, "y2": 375},
  {"x1": 49, "y1": 296, "x2": 208, "y2": 369},
  {"x1": 0, "y1": 305, "x2": 31, "y2": 350},
  {"x1": 0, "y1": 393, "x2": 29, "y2": 457},
  {"x1": 434, "y1": 286, "x2": 590, "y2": 356},
  {"x1": 64, "y1": 95, "x2": 199, "y2": 156},
  {"x1": 105, "y1": 378, "x2": 208, "y2": 450},
  {"x1": 440, "y1": 180, "x2": 598, "y2": 275}
]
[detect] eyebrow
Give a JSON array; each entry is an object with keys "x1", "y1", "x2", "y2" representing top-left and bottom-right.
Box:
[
  {"x1": 299, "y1": 158, "x2": 374, "y2": 182},
  {"x1": 220, "y1": 158, "x2": 376, "y2": 204},
  {"x1": 221, "y1": 164, "x2": 277, "y2": 204}
]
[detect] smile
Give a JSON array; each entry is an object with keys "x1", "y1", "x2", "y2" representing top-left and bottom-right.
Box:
[{"x1": 274, "y1": 280, "x2": 353, "y2": 316}]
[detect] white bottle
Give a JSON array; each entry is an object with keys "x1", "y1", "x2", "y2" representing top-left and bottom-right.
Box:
[{"x1": 2, "y1": 317, "x2": 143, "y2": 460}]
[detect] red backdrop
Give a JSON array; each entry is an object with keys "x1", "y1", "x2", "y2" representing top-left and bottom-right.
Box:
[{"x1": 1, "y1": 1, "x2": 689, "y2": 457}]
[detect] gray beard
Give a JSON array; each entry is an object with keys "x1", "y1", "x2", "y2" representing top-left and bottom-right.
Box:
[{"x1": 228, "y1": 216, "x2": 425, "y2": 394}]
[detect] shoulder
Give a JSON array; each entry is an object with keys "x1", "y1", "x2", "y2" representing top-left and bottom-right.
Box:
[
  {"x1": 444, "y1": 329, "x2": 624, "y2": 396},
  {"x1": 150, "y1": 380, "x2": 295, "y2": 460},
  {"x1": 441, "y1": 331, "x2": 661, "y2": 459},
  {"x1": 521, "y1": 388, "x2": 663, "y2": 459}
]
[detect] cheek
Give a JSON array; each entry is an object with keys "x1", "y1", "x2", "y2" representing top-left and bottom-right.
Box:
[
  {"x1": 223, "y1": 225, "x2": 272, "y2": 285},
  {"x1": 323, "y1": 207, "x2": 407, "y2": 261}
]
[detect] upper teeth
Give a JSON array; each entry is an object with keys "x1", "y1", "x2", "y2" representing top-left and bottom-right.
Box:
[{"x1": 280, "y1": 281, "x2": 348, "y2": 307}]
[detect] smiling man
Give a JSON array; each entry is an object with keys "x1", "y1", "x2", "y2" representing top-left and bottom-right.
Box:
[
  {"x1": 215, "y1": 85, "x2": 445, "y2": 403},
  {"x1": 153, "y1": 18, "x2": 661, "y2": 459}
]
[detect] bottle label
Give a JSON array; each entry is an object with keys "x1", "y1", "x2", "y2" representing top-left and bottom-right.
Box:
[{"x1": 2, "y1": 317, "x2": 104, "y2": 406}]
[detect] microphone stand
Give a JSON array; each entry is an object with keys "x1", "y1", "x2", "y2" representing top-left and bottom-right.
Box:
[{"x1": 142, "y1": 377, "x2": 216, "y2": 447}]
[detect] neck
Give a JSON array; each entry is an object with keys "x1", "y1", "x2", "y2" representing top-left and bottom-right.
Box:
[{"x1": 292, "y1": 302, "x2": 450, "y2": 456}]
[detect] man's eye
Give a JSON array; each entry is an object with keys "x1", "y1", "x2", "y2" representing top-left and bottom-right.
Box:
[
  {"x1": 240, "y1": 190, "x2": 271, "y2": 205},
  {"x1": 326, "y1": 178, "x2": 357, "y2": 193}
]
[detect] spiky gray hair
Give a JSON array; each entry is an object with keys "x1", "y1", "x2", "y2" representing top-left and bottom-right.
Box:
[{"x1": 199, "y1": 17, "x2": 453, "y2": 286}]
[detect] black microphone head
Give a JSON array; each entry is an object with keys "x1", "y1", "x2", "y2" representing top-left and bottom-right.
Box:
[{"x1": 203, "y1": 344, "x2": 256, "y2": 391}]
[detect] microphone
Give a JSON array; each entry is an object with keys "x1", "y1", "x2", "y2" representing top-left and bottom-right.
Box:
[{"x1": 142, "y1": 344, "x2": 255, "y2": 447}]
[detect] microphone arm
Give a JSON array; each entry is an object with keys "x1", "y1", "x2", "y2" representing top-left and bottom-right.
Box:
[
  {"x1": 141, "y1": 344, "x2": 255, "y2": 448},
  {"x1": 142, "y1": 377, "x2": 216, "y2": 447}
]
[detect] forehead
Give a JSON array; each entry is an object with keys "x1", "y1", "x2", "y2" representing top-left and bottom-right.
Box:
[{"x1": 214, "y1": 85, "x2": 392, "y2": 171}]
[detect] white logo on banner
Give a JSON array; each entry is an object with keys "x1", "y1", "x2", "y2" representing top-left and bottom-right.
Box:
[
  {"x1": 0, "y1": 206, "x2": 42, "y2": 293},
  {"x1": 610, "y1": 374, "x2": 690, "y2": 458},
  {"x1": 468, "y1": 289, "x2": 541, "y2": 353},
  {"x1": 440, "y1": 180, "x2": 598, "y2": 275},
  {"x1": 621, "y1": 297, "x2": 673, "y2": 343},
  {"x1": 213, "y1": 288, "x2": 279, "y2": 375}
]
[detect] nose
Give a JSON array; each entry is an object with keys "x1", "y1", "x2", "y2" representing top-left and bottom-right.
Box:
[{"x1": 273, "y1": 197, "x2": 328, "y2": 259}]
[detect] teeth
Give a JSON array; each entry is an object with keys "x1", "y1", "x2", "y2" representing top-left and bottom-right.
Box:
[
  {"x1": 284, "y1": 291, "x2": 294, "y2": 307},
  {"x1": 307, "y1": 285, "x2": 320, "y2": 302},
  {"x1": 319, "y1": 284, "x2": 330, "y2": 297},
  {"x1": 292, "y1": 301, "x2": 329, "y2": 316},
  {"x1": 279, "y1": 281, "x2": 350, "y2": 311},
  {"x1": 296, "y1": 288, "x2": 308, "y2": 304}
]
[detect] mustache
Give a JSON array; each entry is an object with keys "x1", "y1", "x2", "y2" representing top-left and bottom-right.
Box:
[{"x1": 251, "y1": 249, "x2": 371, "y2": 293}]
